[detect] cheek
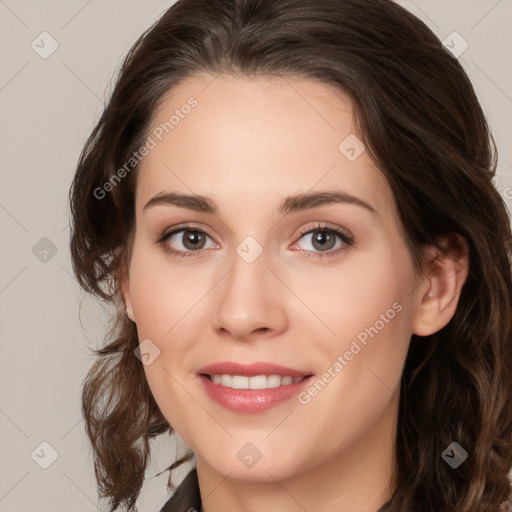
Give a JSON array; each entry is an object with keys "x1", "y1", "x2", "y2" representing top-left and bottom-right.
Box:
[
  {"x1": 142, "y1": 365, "x2": 202, "y2": 451},
  {"x1": 312, "y1": 249, "x2": 416, "y2": 395},
  {"x1": 127, "y1": 247, "x2": 207, "y2": 432},
  {"x1": 301, "y1": 250, "x2": 415, "y2": 347},
  {"x1": 129, "y1": 248, "x2": 201, "y2": 336}
]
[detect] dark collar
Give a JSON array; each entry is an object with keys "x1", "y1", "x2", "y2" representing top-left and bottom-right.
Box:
[
  {"x1": 159, "y1": 468, "x2": 392, "y2": 512},
  {"x1": 159, "y1": 468, "x2": 201, "y2": 512}
]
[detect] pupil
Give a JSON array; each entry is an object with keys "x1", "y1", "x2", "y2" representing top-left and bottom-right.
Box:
[
  {"x1": 313, "y1": 230, "x2": 335, "y2": 251},
  {"x1": 184, "y1": 231, "x2": 205, "y2": 250}
]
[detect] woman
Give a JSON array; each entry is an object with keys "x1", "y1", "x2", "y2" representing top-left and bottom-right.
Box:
[{"x1": 68, "y1": 0, "x2": 512, "y2": 511}]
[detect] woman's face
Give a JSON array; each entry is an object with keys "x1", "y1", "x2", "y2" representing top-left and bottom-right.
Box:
[{"x1": 122, "y1": 74, "x2": 428, "y2": 483}]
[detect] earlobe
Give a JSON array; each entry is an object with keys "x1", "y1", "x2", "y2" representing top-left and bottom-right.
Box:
[
  {"x1": 119, "y1": 267, "x2": 136, "y2": 323},
  {"x1": 125, "y1": 301, "x2": 136, "y2": 323},
  {"x1": 413, "y1": 234, "x2": 469, "y2": 337}
]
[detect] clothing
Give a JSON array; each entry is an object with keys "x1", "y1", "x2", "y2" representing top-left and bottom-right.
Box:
[
  {"x1": 159, "y1": 468, "x2": 201, "y2": 512},
  {"x1": 158, "y1": 468, "x2": 512, "y2": 511},
  {"x1": 158, "y1": 468, "x2": 391, "y2": 512}
]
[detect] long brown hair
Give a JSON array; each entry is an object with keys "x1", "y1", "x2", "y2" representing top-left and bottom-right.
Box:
[{"x1": 68, "y1": 0, "x2": 512, "y2": 510}]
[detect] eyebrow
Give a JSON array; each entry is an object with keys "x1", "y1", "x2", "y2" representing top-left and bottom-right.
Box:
[{"x1": 143, "y1": 190, "x2": 377, "y2": 216}]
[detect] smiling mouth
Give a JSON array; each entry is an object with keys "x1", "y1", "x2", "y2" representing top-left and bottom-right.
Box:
[{"x1": 201, "y1": 374, "x2": 311, "y2": 389}]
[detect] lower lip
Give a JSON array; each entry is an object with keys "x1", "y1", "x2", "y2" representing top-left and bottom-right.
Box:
[{"x1": 198, "y1": 374, "x2": 315, "y2": 413}]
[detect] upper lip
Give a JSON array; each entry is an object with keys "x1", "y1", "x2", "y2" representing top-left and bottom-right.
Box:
[{"x1": 196, "y1": 361, "x2": 313, "y2": 377}]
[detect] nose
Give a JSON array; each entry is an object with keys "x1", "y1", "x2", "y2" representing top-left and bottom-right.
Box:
[{"x1": 213, "y1": 247, "x2": 288, "y2": 342}]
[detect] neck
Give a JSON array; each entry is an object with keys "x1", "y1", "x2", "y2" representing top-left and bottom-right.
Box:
[{"x1": 196, "y1": 396, "x2": 398, "y2": 512}]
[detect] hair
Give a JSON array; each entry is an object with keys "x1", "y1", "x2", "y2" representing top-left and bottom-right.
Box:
[{"x1": 68, "y1": 0, "x2": 512, "y2": 510}]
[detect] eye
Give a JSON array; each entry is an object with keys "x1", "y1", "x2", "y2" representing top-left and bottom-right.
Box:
[
  {"x1": 292, "y1": 223, "x2": 354, "y2": 257},
  {"x1": 158, "y1": 224, "x2": 218, "y2": 257}
]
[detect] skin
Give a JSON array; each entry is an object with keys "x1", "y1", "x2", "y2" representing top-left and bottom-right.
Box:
[{"x1": 121, "y1": 73, "x2": 469, "y2": 512}]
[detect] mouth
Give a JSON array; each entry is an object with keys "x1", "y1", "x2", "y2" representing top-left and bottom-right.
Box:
[{"x1": 195, "y1": 361, "x2": 315, "y2": 413}]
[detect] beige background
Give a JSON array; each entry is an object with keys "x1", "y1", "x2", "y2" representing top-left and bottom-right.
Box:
[{"x1": 0, "y1": 1, "x2": 511, "y2": 511}]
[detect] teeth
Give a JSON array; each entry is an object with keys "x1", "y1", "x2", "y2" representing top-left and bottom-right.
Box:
[{"x1": 209, "y1": 374, "x2": 305, "y2": 389}]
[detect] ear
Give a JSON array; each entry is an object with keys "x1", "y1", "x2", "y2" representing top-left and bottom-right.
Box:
[
  {"x1": 118, "y1": 264, "x2": 136, "y2": 323},
  {"x1": 413, "y1": 234, "x2": 469, "y2": 336}
]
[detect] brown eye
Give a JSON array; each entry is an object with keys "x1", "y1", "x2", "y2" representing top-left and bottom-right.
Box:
[
  {"x1": 160, "y1": 227, "x2": 218, "y2": 255},
  {"x1": 309, "y1": 230, "x2": 337, "y2": 251},
  {"x1": 295, "y1": 225, "x2": 353, "y2": 255},
  {"x1": 180, "y1": 230, "x2": 207, "y2": 250}
]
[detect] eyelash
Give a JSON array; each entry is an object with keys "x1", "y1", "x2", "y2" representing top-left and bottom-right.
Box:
[{"x1": 156, "y1": 222, "x2": 354, "y2": 259}]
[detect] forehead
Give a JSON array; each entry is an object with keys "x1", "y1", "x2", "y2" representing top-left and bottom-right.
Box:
[{"x1": 135, "y1": 73, "x2": 395, "y2": 221}]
